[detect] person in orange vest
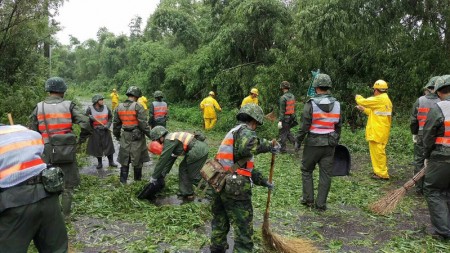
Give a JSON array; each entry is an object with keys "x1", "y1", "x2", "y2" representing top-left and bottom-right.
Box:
[
  {"x1": 149, "y1": 90, "x2": 168, "y2": 128},
  {"x1": 296, "y1": 74, "x2": 341, "y2": 211},
  {"x1": 113, "y1": 86, "x2": 151, "y2": 184},
  {"x1": 240, "y1": 88, "x2": 259, "y2": 107},
  {"x1": 0, "y1": 125, "x2": 68, "y2": 252},
  {"x1": 29, "y1": 77, "x2": 92, "y2": 218},
  {"x1": 355, "y1": 80, "x2": 393, "y2": 180},
  {"x1": 138, "y1": 126, "x2": 208, "y2": 201},
  {"x1": 422, "y1": 75, "x2": 450, "y2": 240},
  {"x1": 278, "y1": 81, "x2": 297, "y2": 153},
  {"x1": 110, "y1": 88, "x2": 120, "y2": 111},
  {"x1": 200, "y1": 91, "x2": 222, "y2": 130},
  {"x1": 86, "y1": 94, "x2": 117, "y2": 170},
  {"x1": 410, "y1": 76, "x2": 440, "y2": 194}
]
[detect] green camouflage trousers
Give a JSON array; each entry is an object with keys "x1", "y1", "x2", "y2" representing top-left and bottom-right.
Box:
[{"x1": 210, "y1": 190, "x2": 254, "y2": 252}]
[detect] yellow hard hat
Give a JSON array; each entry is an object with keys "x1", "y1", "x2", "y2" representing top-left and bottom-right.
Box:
[
  {"x1": 113, "y1": 88, "x2": 117, "y2": 92},
  {"x1": 250, "y1": 88, "x2": 258, "y2": 95},
  {"x1": 373, "y1": 80, "x2": 388, "y2": 90},
  {"x1": 209, "y1": 91, "x2": 215, "y2": 96}
]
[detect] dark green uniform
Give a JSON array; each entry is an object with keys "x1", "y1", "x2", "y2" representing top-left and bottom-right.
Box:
[
  {"x1": 113, "y1": 99, "x2": 151, "y2": 182},
  {"x1": 30, "y1": 95, "x2": 92, "y2": 216},
  {"x1": 210, "y1": 124, "x2": 272, "y2": 253},
  {"x1": 296, "y1": 94, "x2": 341, "y2": 210},
  {"x1": 152, "y1": 136, "x2": 208, "y2": 196},
  {"x1": 422, "y1": 97, "x2": 450, "y2": 239},
  {"x1": 86, "y1": 105, "x2": 115, "y2": 158},
  {"x1": 410, "y1": 93, "x2": 439, "y2": 193},
  {"x1": 278, "y1": 91, "x2": 296, "y2": 152}
]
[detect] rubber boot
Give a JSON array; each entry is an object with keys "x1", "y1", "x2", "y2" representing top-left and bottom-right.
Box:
[
  {"x1": 107, "y1": 154, "x2": 118, "y2": 167},
  {"x1": 61, "y1": 188, "x2": 74, "y2": 218},
  {"x1": 134, "y1": 167, "x2": 142, "y2": 181},
  {"x1": 96, "y1": 157, "x2": 103, "y2": 169},
  {"x1": 120, "y1": 166, "x2": 129, "y2": 184}
]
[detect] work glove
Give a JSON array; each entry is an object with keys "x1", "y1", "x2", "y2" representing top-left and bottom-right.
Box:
[
  {"x1": 271, "y1": 140, "x2": 281, "y2": 154},
  {"x1": 105, "y1": 122, "x2": 112, "y2": 129},
  {"x1": 89, "y1": 115, "x2": 96, "y2": 121},
  {"x1": 277, "y1": 121, "x2": 282, "y2": 129},
  {"x1": 266, "y1": 182, "x2": 275, "y2": 191},
  {"x1": 412, "y1": 135, "x2": 418, "y2": 144}
]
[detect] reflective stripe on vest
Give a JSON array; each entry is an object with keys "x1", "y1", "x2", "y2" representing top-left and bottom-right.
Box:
[
  {"x1": 0, "y1": 125, "x2": 46, "y2": 188},
  {"x1": 285, "y1": 99, "x2": 295, "y2": 115},
  {"x1": 167, "y1": 132, "x2": 194, "y2": 151},
  {"x1": 117, "y1": 102, "x2": 138, "y2": 129},
  {"x1": 417, "y1": 96, "x2": 440, "y2": 130},
  {"x1": 37, "y1": 101, "x2": 73, "y2": 143},
  {"x1": 435, "y1": 101, "x2": 450, "y2": 146},
  {"x1": 309, "y1": 101, "x2": 340, "y2": 134},
  {"x1": 152, "y1": 101, "x2": 168, "y2": 120},
  {"x1": 215, "y1": 125, "x2": 254, "y2": 177},
  {"x1": 89, "y1": 105, "x2": 108, "y2": 128}
]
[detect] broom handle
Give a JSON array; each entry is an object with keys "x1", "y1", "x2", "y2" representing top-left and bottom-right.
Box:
[
  {"x1": 265, "y1": 140, "x2": 276, "y2": 216},
  {"x1": 7, "y1": 113, "x2": 14, "y2": 125},
  {"x1": 91, "y1": 116, "x2": 112, "y2": 132},
  {"x1": 403, "y1": 166, "x2": 426, "y2": 190}
]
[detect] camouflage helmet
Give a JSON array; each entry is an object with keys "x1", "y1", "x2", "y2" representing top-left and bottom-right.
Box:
[
  {"x1": 313, "y1": 74, "x2": 332, "y2": 88},
  {"x1": 153, "y1": 90, "x2": 164, "y2": 98},
  {"x1": 150, "y1": 125, "x2": 168, "y2": 140},
  {"x1": 434, "y1": 75, "x2": 450, "y2": 92},
  {"x1": 126, "y1": 86, "x2": 142, "y2": 98},
  {"x1": 280, "y1": 81, "x2": 291, "y2": 89},
  {"x1": 45, "y1": 77, "x2": 67, "y2": 93},
  {"x1": 92, "y1": 94, "x2": 104, "y2": 104},
  {"x1": 425, "y1": 76, "x2": 440, "y2": 89},
  {"x1": 236, "y1": 103, "x2": 264, "y2": 125}
]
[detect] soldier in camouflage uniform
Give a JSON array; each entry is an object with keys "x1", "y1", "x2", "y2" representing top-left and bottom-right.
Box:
[
  {"x1": 29, "y1": 77, "x2": 92, "y2": 217},
  {"x1": 278, "y1": 81, "x2": 297, "y2": 153},
  {"x1": 138, "y1": 126, "x2": 208, "y2": 200},
  {"x1": 423, "y1": 75, "x2": 450, "y2": 240},
  {"x1": 148, "y1": 90, "x2": 168, "y2": 128},
  {"x1": 210, "y1": 104, "x2": 280, "y2": 253},
  {"x1": 410, "y1": 76, "x2": 440, "y2": 194},
  {"x1": 113, "y1": 86, "x2": 151, "y2": 184},
  {"x1": 296, "y1": 74, "x2": 341, "y2": 211}
]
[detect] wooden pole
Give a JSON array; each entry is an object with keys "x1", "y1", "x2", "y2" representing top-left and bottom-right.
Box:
[{"x1": 7, "y1": 113, "x2": 14, "y2": 125}]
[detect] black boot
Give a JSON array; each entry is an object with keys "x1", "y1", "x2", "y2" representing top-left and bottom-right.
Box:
[
  {"x1": 134, "y1": 167, "x2": 142, "y2": 181},
  {"x1": 107, "y1": 154, "x2": 118, "y2": 167},
  {"x1": 96, "y1": 157, "x2": 103, "y2": 169},
  {"x1": 120, "y1": 166, "x2": 129, "y2": 184}
]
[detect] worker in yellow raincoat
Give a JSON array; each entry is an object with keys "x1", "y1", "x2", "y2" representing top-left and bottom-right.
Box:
[
  {"x1": 241, "y1": 88, "x2": 259, "y2": 107},
  {"x1": 200, "y1": 91, "x2": 222, "y2": 130},
  {"x1": 138, "y1": 95, "x2": 149, "y2": 111},
  {"x1": 355, "y1": 80, "x2": 393, "y2": 180},
  {"x1": 110, "y1": 88, "x2": 120, "y2": 111}
]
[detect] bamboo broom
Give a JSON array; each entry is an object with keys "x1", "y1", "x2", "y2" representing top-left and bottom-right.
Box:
[
  {"x1": 369, "y1": 167, "x2": 426, "y2": 215},
  {"x1": 262, "y1": 144, "x2": 318, "y2": 253}
]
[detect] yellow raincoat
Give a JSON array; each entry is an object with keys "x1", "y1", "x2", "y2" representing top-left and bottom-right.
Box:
[
  {"x1": 110, "y1": 91, "x2": 119, "y2": 111},
  {"x1": 138, "y1": 96, "x2": 148, "y2": 110},
  {"x1": 240, "y1": 95, "x2": 258, "y2": 107},
  {"x1": 356, "y1": 93, "x2": 392, "y2": 178},
  {"x1": 200, "y1": 95, "x2": 222, "y2": 130}
]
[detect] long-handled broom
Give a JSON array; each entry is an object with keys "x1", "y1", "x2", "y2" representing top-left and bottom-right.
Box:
[
  {"x1": 262, "y1": 147, "x2": 318, "y2": 253},
  {"x1": 369, "y1": 167, "x2": 426, "y2": 215}
]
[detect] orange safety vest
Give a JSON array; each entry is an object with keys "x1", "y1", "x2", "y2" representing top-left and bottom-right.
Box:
[
  {"x1": 152, "y1": 101, "x2": 168, "y2": 120},
  {"x1": 37, "y1": 101, "x2": 73, "y2": 143},
  {"x1": 435, "y1": 101, "x2": 450, "y2": 146},
  {"x1": 89, "y1": 105, "x2": 108, "y2": 128},
  {"x1": 0, "y1": 125, "x2": 46, "y2": 187},
  {"x1": 285, "y1": 99, "x2": 295, "y2": 115},
  {"x1": 309, "y1": 101, "x2": 340, "y2": 134},
  {"x1": 215, "y1": 125, "x2": 254, "y2": 177},
  {"x1": 167, "y1": 132, "x2": 194, "y2": 151},
  {"x1": 417, "y1": 96, "x2": 440, "y2": 132},
  {"x1": 117, "y1": 102, "x2": 139, "y2": 129}
]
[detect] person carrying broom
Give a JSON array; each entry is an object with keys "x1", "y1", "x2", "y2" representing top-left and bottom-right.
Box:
[
  {"x1": 422, "y1": 74, "x2": 450, "y2": 240},
  {"x1": 209, "y1": 104, "x2": 280, "y2": 253}
]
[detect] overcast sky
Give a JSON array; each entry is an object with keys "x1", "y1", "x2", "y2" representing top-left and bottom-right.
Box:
[{"x1": 55, "y1": 0, "x2": 159, "y2": 45}]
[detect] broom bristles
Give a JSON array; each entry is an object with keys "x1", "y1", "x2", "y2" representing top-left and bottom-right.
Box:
[{"x1": 369, "y1": 167, "x2": 426, "y2": 215}]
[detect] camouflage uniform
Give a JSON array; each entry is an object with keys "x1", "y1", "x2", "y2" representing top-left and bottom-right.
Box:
[
  {"x1": 423, "y1": 75, "x2": 450, "y2": 239},
  {"x1": 210, "y1": 115, "x2": 272, "y2": 252},
  {"x1": 149, "y1": 90, "x2": 168, "y2": 128},
  {"x1": 29, "y1": 78, "x2": 92, "y2": 216},
  {"x1": 278, "y1": 82, "x2": 297, "y2": 152},
  {"x1": 113, "y1": 86, "x2": 151, "y2": 183},
  {"x1": 296, "y1": 74, "x2": 341, "y2": 211}
]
